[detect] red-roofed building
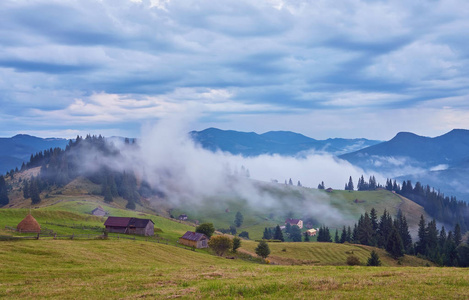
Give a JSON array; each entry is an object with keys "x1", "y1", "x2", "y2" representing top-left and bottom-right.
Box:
[
  {"x1": 178, "y1": 231, "x2": 209, "y2": 248},
  {"x1": 104, "y1": 217, "x2": 154, "y2": 236},
  {"x1": 285, "y1": 218, "x2": 303, "y2": 229}
]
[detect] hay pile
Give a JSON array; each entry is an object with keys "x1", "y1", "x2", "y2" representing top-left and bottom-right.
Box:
[{"x1": 17, "y1": 214, "x2": 41, "y2": 233}]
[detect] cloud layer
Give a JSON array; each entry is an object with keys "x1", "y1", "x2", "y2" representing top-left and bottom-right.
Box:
[{"x1": 1, "y1": 0, "x2": 469, "y2": 139}]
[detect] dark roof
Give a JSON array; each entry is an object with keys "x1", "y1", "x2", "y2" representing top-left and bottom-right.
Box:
[
  {"x1": 92, "y1": 207, "x2": 105, "y2": 213},
  {"x1": 181, "y1": 231, "x2": 208, "y2": 241},
  {"x1": 129, "y1": 218, "x2": 154, "y2": 228},
  {"x1": 104, "y1": 217, "x2": 154, "y2": 228},
  {"x1": 285, "y1": 218, "x2": 301, "y2": 225}
]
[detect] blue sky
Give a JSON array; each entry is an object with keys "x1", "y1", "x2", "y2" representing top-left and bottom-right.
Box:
[{"x1": 1, "y1": 0, "x2": 469, "y2": 140}]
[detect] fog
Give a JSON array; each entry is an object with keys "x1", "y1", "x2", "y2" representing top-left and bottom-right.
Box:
[{"x1": 91, "y1": 119, "x2": 385, "y2": 226}]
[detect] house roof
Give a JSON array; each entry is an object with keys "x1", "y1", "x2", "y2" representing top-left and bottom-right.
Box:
[
  {"x1": 104, "y1": 217, "x2": 132, "y2": 227},
  {"x1": 285, "y1": 218, "x2": 302, "y2": 225},
  {"x1": 129, "y1": 218, "x2": 154, "y2": 228},
  {"x1": 181, "y1": 231, "x2": 208, "y2": 241},
  {"x1": 92, "y1": 207, "x2": 105, "y2": 213}
]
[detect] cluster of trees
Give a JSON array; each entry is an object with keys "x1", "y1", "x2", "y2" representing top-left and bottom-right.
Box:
[
  {"x1": 262, "y1": 225, "x2": 284, "y2": 242},
  {"x1": 415, "y1": 216, "x2": 469, "y2": 266},
  {"x1": 316, "y1": 226, "x2": 333, "y2": 242},
  {"x1": 394, "y1": 180, "x2": 469, "y2": 232},
  {"x1": 15, "y1": 135, "x2": 154, "y2": 210},
  {"x1": 341, "y1": 175, "x2": 468, "y2": 235},
  {"x1": 22, "y1": 176, "x2": 45, "y2": 205},
  {"x1": 345, "y1": 209, "x2": 412, "y2": 259},
  {"x1": 0, "y1": 175, "x2": 9, "y2": 206},
  {"x1": 344, "y1": 175, "x2": 381, "y2": 191}
]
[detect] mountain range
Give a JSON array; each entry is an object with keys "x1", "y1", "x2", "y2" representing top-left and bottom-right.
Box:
[
  {"x1": 2, "y1": 128, "x2": 469, "y2": 201},
  {"x1": 190, "y1": 128, "x2": 381, "y2": 156},
  {"x1": 0, "y1": 134, "x2": 68, "y2": 174}
]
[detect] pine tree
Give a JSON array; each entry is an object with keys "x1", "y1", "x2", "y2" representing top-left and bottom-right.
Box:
[
  {"x1": 367, "y1": 250, "x2": 382, "y2": 266},
  {"x1": 340, "y1": 226, "x2": 347, "y2": 243},
  {"x1": 303, "y1": 232, "x2": 310, "y2": 242},
  {"x1": 334, "y1": 229, "x2": 339, "y2": 243},
  {"x1": 274, "y1": 225, "x2": 284, "y2": 242},
  {"x1": 453, "y1": 224, "x2": 462, "y2": 246},
  {"x1": 30, "y1": 178, "x2": 41, "y2": 205},
  {"x1": 386, "y1": 226, "x2": 404, "y2": 259},
  {"x1": 234, "y1": 211, "x2": 244, "y2": 227},
  {"x1": 255, "y1": 240, "x2": 271, "y2": 259},
  {"x1": 416, "y1": 215, "x2": 427, "y2": 255},
  {"x1": 263, "y1": 227, "x2": 272, "y2": 240},
  {"x1": 23, "y1": 180, "x2": 30, "y2": 199}
]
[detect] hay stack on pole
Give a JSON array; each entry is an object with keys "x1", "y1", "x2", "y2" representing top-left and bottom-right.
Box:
[{"x1": 17, "y1": 214, "x2": 41, "y2": 233}]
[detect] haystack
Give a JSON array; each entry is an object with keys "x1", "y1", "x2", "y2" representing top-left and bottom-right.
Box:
[{"x1": 17, "y1": 214, "x2": 41, "y2": 233}]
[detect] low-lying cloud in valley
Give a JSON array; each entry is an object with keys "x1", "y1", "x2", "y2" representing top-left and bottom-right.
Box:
[{"x1": 83, "y1": 118, "x2": 384, "y2": 226}]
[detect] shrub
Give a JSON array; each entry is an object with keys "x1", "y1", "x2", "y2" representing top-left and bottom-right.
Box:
[
  {"x1": 346, "y1": 255, "x2": 360, "y2": 266},
  {"x1": 208, "y1": 235, "x2": 232, "y2": 256},
  {"x1": 255, "y1": 240, "x2": 271, "y2": 259}
]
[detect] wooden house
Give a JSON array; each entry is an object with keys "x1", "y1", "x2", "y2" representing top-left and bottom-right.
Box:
[
  {"x1": 104, "y1": 217, "x2": 154, "y2": 236},
  {"x1": 285, "y1": 218, "x2": 303, "y2": 229},
  {"x1": 91, "y1": 206, "x2": 106, "y2": 217},
  {"x1": 178, "y1": 231, "x2": 209, "y2": 248},
  {"x1": 326, "y1": 188, "x2": 334, "y2": 192},
  {"x1": 306, "y1": 228, "x2": 317, "y2": 236},
  {"x1": 178, "y1": 214, "x2": 188, "y2": 221}
]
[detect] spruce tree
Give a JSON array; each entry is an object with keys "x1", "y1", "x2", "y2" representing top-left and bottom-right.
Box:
[
  {"x1": 255, "y1": 240, "x2": 271, "y2": 259},
  {"x1": 273, "y1": 225, "x2": 284, "y2": 242},
  {"x1": 416, "y1": 215, "x2": 427, "y2": 255},
  {"x1": 303, "y1": 232, "x2": 310, "y2": 242},
  {"x1": 340, "y1": 226, "x2": 347, "y2": 243},
  {"x1": 234, "y1": 211, "x2": 244, "y2": 227},
  {"x1": 263, "y1": 227, "x2": 272, "y2": 240},
  {"x1": 289, "y1": 225, "x2": 302, "y2": 242},
  {"x1": 367, "y1": 250, "x2": 382, "y2": 266},
  {"x1": 453, "y1": 224, "x2": 462, "y2": 246},
  {"x1": 334, "y1": 229, "x2": 339, "y2": 243},
  {"x1": 386, "y1": 226, "x2": 404, "y2": 259}
]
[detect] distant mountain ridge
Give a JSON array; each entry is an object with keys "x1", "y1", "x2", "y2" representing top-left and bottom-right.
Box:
[
  {"x1": 0, "y1": 134, "x2": 68, "y2": 173},
  {"x1": 190, "y1": 128, "x2": 381, "y2": 156},
  {"x1": 340, "y1": 129, "x2": 469, "y2": 170},
  {"x1": 340, "y1": 129, "x2": 469, "y2": 201}
]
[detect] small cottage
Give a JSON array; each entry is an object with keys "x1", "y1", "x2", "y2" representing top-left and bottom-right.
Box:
[
  {"x1": 285, "y1": 218, "x2": 303, "y2": 229},
  {"x1": 17, "y1": 214, "x2": 41, "y2": 233},
  {"x1": 91, "y1": 206, "x2": 106, "y2": 217},
  {"x1": 178, "y1": 214, "x2": 188, "y2": 221},
  {"x1": 104, "y1": 217, "x2": 154, "y2": 236},
  {"x1": 306, "y1": 228, "x2": 317, "y2": 236},
  {"x1": 326, "y1": 188, "x2": 334, "y2": 192},
  {"x1": 178, "y1": 231, "x2": 209, "y2": 248}
]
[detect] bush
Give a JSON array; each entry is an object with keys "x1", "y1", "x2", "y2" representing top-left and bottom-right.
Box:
[
  {"x1": 239, "y1": 231, "x2": 250, "y2": 239},
  {"x1": 255, "y1": 240, "x2": 271, "y2": 259},
  {"x1": 232, "y1": 237, "x2": 241, "y2": 253},
  {"x1": 208, "y1": 235, "x2": 232, "y2": 256},
  {"x1": 346, "y1": 255, "x2": 361, "y2": 266}
]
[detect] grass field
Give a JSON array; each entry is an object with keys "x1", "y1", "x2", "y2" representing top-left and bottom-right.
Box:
[
  {"x1": 0, "y1": 239, "x2": 467, "y2": 299},
  {"x1": 239, "y1": 240, "x2": 432, "y2": 267}
]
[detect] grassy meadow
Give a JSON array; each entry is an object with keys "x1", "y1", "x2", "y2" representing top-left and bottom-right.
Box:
[{"x1": 0, "y1": 239, "x2": 468, "y2": 299}]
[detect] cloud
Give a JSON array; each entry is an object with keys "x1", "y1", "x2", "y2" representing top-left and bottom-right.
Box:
[{"x1": 1, "y1": 0, "x2": 469, "y2": 138}]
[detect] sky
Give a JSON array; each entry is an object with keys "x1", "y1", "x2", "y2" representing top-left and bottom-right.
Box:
[{"x1": 1, "y1": 0, "x2": 469, "y2": 140}]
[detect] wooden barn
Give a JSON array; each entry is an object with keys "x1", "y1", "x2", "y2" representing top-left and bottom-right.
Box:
[
  {"x1": 91, "y1": 206, "x2": 106, "y2": 217},
  {"x1": 104, "y1": 217, "x2": 154, "y2": 236},
  {"x1": 178, "y1": 231, "x2": 209, "y2": 248},
  {"x1": 17, "y1": 214, "x2": 41, "y2": 233}
]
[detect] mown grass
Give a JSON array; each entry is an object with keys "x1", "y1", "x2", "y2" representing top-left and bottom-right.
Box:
[
  {"x1": 0, "y1": 206, "x2": 193, "y2": 241},
  {"x1": 240, "y1": 240, "x2": 431, "y2": 267},
  {"x1": 0, "y1": 239, "x2": 467, "y2": 299}
]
